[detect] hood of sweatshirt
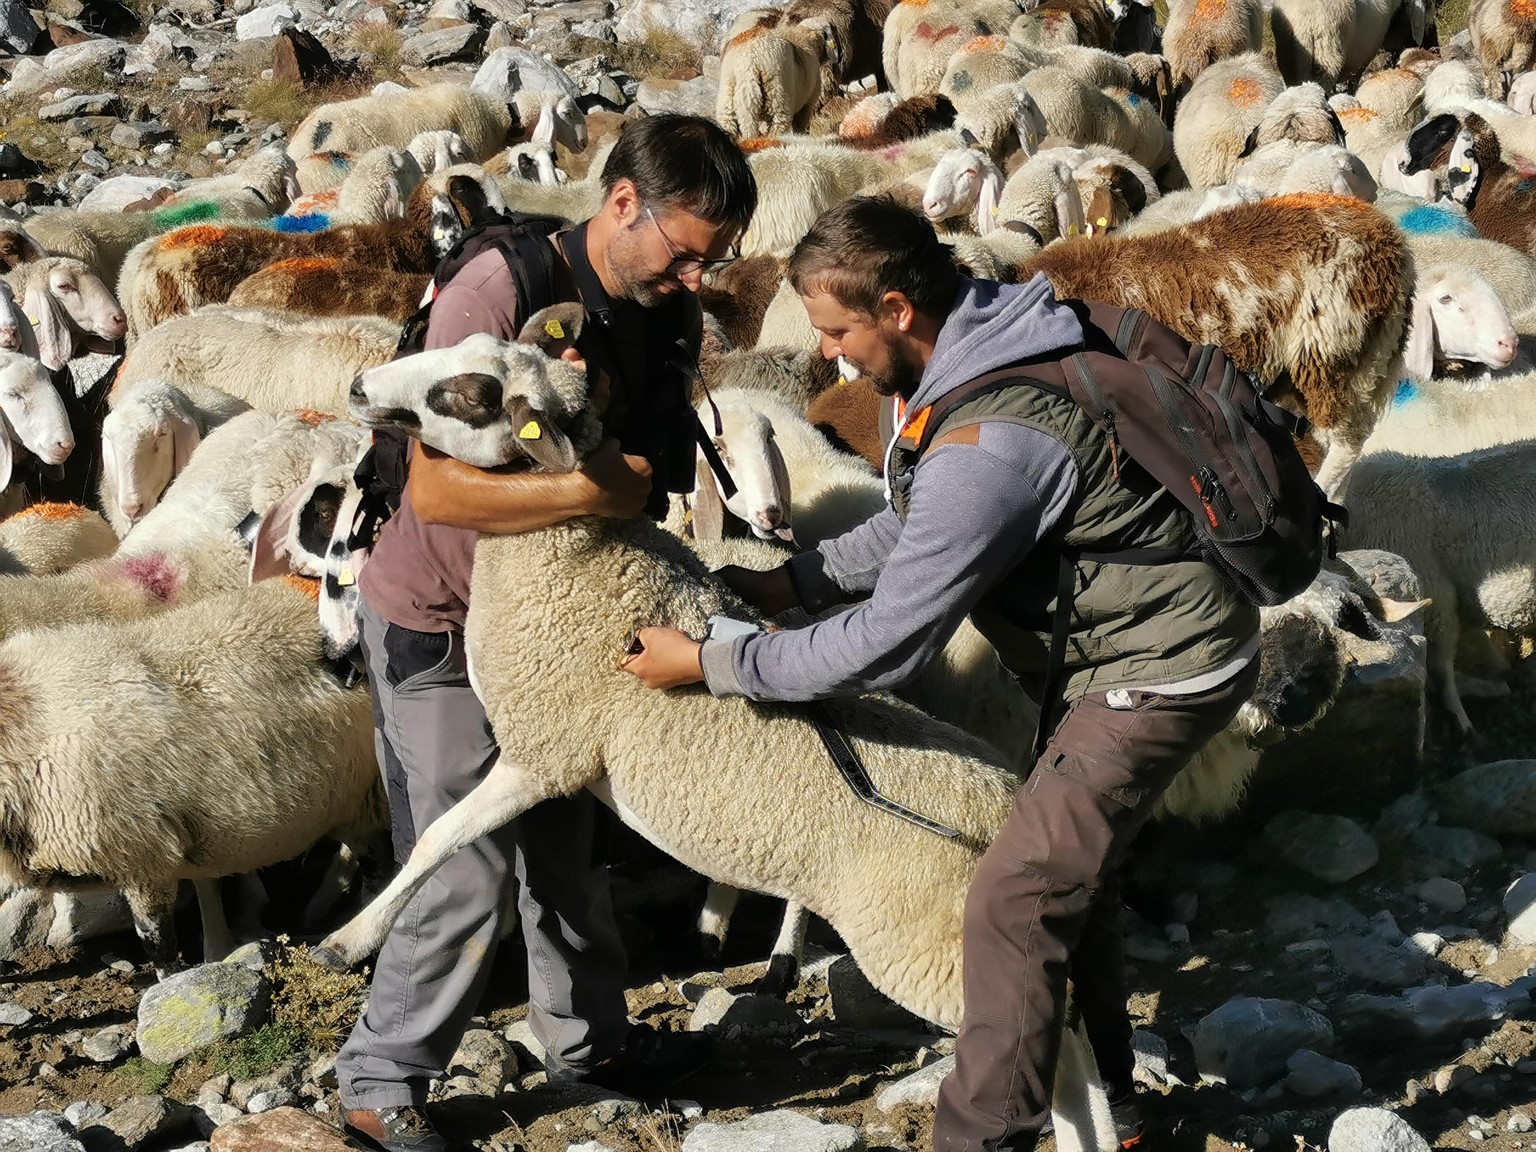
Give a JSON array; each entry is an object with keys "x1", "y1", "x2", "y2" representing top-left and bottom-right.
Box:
[{"x1": 907, "y1": 273, "x2": 1084, "y2": 416}]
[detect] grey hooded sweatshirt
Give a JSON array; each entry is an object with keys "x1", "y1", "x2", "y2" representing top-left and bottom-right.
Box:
[{"x1": 698, "y1": 273, "x2": 1087, "y2": 702}]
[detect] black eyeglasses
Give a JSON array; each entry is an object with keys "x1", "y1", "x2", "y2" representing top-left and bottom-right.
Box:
[{"x1": 645, "y1": 206, "x2": 739, "y2": 277}]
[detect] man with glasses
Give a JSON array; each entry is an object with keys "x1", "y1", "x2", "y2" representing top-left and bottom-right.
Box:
[{"x1": 336, "y1": 112, "x2": 757, "y2": 1152}]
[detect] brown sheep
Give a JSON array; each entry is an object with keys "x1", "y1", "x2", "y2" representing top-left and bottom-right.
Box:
[
  {"x1": 785, "y1": 0, "x2": 898, "y2": 86},
  {"x1": 1018, "y1": 192, "x2": 1414, "y2": 500},
  {"x1": 806, "y1": 374, "x2": 886, "y2": 471},
  {"x1": 227, "y1": 257, "x2": 432, "y2": 323},
  {"x1": 1470, "y1": 0, "x2": 1536, "y2": 99},
  {"x1": 120, "y1": 170, "x2": 496, "y2": 340},
  {"x1": 842, "y1": 93, "x2": 959, "y2": 147},
  {"x1": 699, "y1": 254, "x2": 788, "y2": 350}
]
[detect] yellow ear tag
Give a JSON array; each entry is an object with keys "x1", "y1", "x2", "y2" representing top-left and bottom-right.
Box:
[
  {"x1": 545, "y1": 318, "x2": 565, "y2": 339},
  {"x1": 838, "y1": 375, "x2": 848, "y2": 387},
  {"x1": 519, "y1": 420, "x2": 543, "y2": 440},
  {"x1": 337, "y1": 567, "x2": 355, "y2": 587},
  {"x1": 1068, "y1": 224, "x2": 1080, "y2": 235},
  {"x1": 1096, "y1": 216, "x2": 1108, "y2": 228},
  {"x1": 1458, "y1": 163, "x2": 1473, "y2": 172}
]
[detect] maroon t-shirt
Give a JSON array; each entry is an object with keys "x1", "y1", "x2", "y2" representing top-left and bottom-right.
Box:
[{"x1": 358, "y1": 245, "x2": 577, "y2": 632}]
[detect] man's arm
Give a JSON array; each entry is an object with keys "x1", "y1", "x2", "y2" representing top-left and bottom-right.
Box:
[
  {"x1": 407, "y1": 276, "x2": 654, "y2": 531},
  {"x1": 698, "y1": 423, "x2": 1079, "y2": 701}
]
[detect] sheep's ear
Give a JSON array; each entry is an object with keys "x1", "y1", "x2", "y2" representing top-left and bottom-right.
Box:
[
  {"x1": 1405, "y1": 113, "x2": 1461, "y2": 172},
  {"x1": 1085, "y1": 186, "x2": 1114, "y2": 235},
  {"x1": 821, "y1": 23, "x2": 845, "y2": 74},
  {"x1": 1110, "y1": 165, "x2": 1147, "y2": 214},
  {"x1": 446, "y1": 173, "x2": 503, "y2": 230},
  {"x1": 517, "y1": 303, "x2": 586, "y2": 356},
  {"x1": 172, "y1": 412, "x2": 201, "y2": 473},
  {"x1": 1403, "y1": 287, "x2": 1437, "y2": 381},
  {"x1": 1407, "y1": 0, "x2": 1428, "y2": 43},
  {"x1": 23, "y1": 278, "x2": 73, "y2": 372},
  {"x1": 958, "y1": 125, "x2": 979, "y2": 148},
  {"x1": 505, "y1": 396, "x2": 577, "y2": 471},
  {"x1": 1326, "y1": 104, "x2": 1346, "y2": 144},
  {"x1": 691, "y1": 450, "x2": 726, "y2": 541},
  {"x1": 1053, "y1": 183, "x2": 1086, "y2": 239},
  {"x1": 976, "y1": 165, "x2": 1004, "y2": 235},
  {"x1": 429, "y1": 193, "x2": 466, "y2": 258},
  {"x1": 765, "y1": 431, "x2": 795, "y2": 543},
  {"x1": 0, "y1": 419, "x2": 12, "y2": 494},
  {"x1": 1380, "y1": 595, "x2": 1431, "y2": 622},
  {"x1": 1238, "y1": 122, "x2": 1262, "y2": 158},
  {"x1": 248, "y1": 482, "x2": 313, "y2": 583},
  {"x1": 530, "y1": 103, "x2": 557, "y2": 149}
]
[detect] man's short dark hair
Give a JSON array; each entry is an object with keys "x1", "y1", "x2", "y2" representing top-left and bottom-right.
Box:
[
  {"x1": 787, "y1": 194, "x2": 961, "y2": 318},
  {"x1": 601, "y1": 113, "x2": 758, "y2": 238}
]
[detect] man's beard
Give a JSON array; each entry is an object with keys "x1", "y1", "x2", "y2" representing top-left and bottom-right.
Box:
[{"x1": 859, "y1": 340, "x2": 923, "y2": 399}]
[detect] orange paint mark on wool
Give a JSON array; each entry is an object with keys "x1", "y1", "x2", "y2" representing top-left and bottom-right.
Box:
[
  {"x1": 13, "y1": 502, "x2": 86, "y2": 522},
  {"x1": 288, "y1": 190, "x2": 339, "y2": 215},
  {"x1": 1194, "y1": 0, "x2": 1227, "y2": 19},
  {"x1": 738, "y1": 136, "x2": 786, "y2": 153},
  {"x1": 1337, "y1": 106, "x2": 1379, "y2": 123},
  {"x1": 281, "y1": 573, "x2": 322, "y2": 602},
  {"x1": 1512, "y1": 0, "x2": 1536, "y2": 21},
  {"x1": 1225, "y1": 77, "x2": 1263, "y2": 107},
  {"x1": 961, "y1": 35, "x2": 1009, "y2": 53},
  {"x1": 268, "y1": 257, "x2": 340, "y2": 275},
  {"x1": 158, "y1": 224, "x2": 227, "y2": 250},
  {"x1": 291, "y1": 408, "x2": 336, "y2": 426},
  {"x1": 726, "y1": 16, "x2": 776, "y2": 48},
  {"x1": 1266, "y1": 192, "x2": 1363, "y2": 213}
]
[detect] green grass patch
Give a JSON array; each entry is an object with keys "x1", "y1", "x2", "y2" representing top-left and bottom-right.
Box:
[
  {"x1": 112, "y1": 1056, "x2": 174, "y2": 1096},
  {"x1": 242, "y1": 78, "x2": 311, "y2": 130},
  {"x1": 266, "y1": 939, "x2": 369, "y2": 1052},
  {"x1": 208, "y1": 1021, "x2": 304, "y2": 1081},
  {"x1": 349, "y1": 21, "x2": 406, "y2": 81}
]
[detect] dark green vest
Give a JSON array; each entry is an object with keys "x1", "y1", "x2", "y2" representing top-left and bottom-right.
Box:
[{"x1": 884, "y1": 378, "x2": 1258, "y2": 699}]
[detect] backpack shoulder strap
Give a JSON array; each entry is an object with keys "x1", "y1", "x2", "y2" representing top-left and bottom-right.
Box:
[{"x1": 903, "y1": 354, "x2": 1076, "y2": 459}]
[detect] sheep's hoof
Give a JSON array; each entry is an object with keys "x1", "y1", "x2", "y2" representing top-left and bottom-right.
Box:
[
  {"x1": 756, "y1": 953, "x2": 798, "y2": 1000},
  {"x1": 308, "y1": 943, "x2": 351, "y2": 972},
  {"x1": 698, "y1": 934, "x2": 724, "y2": 967}
]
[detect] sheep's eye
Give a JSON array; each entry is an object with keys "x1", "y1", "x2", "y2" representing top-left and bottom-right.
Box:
[
  {"x1": 1438, "y1": 294, "x2": 1454, "y2": 305},
  {"x1": 56, "y1": 282, "x2": 75, "y2": 294}
]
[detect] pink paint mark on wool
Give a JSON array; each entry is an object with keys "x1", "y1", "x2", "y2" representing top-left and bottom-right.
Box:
[{"x1": 116, "y1": 554, "x2": 182, "y2": 603}]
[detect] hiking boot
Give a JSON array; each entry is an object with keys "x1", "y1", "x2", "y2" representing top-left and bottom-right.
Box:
[
  {"x1": 1109, "y1": 1089, "x2": 1146, "y2": 1149},
  {"x1": 545, "y1": 1023, "x2": 715, "y2": 1103},
  {"x1": 341, "y1": 1105, "x2": 448, "y2": 1152}
]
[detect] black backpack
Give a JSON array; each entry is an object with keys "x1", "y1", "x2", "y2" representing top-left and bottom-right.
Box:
[
  {"x1": 909, "y1": 299, "x2": 1347, "y2": 609},
  {"x1": 347, "y1": 210, "x2": 567, "y2": 551}
]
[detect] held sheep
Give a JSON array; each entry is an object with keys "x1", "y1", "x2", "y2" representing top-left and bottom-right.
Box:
[
  {"x1": 1018, "y1": 193, "x2": 1415, "y2": 500},
  {"x1": 323, "y1": 326, "x2": 1121, "y2": 1152},
  {"x1": 0, "y1": 502, "x2": 117, "y2": 576}
]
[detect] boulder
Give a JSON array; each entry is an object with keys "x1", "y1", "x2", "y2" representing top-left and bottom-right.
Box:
[
  {"x1": 1338, "y1": 972, "x2": 1536, "y2": 1041},
  {"x1": 78, "y1": 174, "x2": 178, "y2": 210},
  {"x1": 234, "y1": 2, "x2": 297, "y2": 39},
  {"x1": 136, "y1": 961, "x2": 271, "y2": 1064},
  {"x1": 1328, "y1": 1107, "x2": 1430, "y2": 1152},
  {"x1": 1187, "y1": 997, "x2": 1334, "y2": 1089},
  {"x1": 1437, "y1": 760, "x2": 1536, "y2": 837},
  {"x1": 1281, "y1": 1049, "x2": 1361, "y2": 1099},
  {"x1": 634, "y1": 75, "x2": 718, "y2": 118},
  {"x1": 39, "y1": 93, "x2": 122, "y2": 121},
  {"x1": 0, "y1": 0, "x2": 42, "y2": 54},
  {"x1": 0, "y1": 1113, "x2": 84, "y2": 1152},
  {"x1": 615, "y1": 0, "x2": 771, "y2": 50},
  {"x1": 876, "y1": 1055, "x2": 955, "y2": 1111},
  {"x1": 209, "y1": 1108, "x2": 355, "y2": 1150},
  {"x1": 399, "y1": 24, "x2": 485, "y2": 66},
  {"x1": 1262, "y1": 812, "x2": 1379, "y2": 883},
  {"x1": 681, "y1": 1110, "x2": 862, "y2": 1152},
  {"x1": 687, "y1": 988, "x2": 803, "y2": 1035},
  {"x1": 85, "y1": 1096, "x2": 195, "y2": 1149},
  {"x1": 271, "y1": 26, "x2": 346, "y2": 86},
  {"x1": 471, "y1": 45, "x2": 582, "y2": 104},
  {"x1": 1505, "y1": 873, "x2": 1536, "y2": 946},
  {"x1": 825, "y1": 956, "x2": 925, "y2": 1030}
]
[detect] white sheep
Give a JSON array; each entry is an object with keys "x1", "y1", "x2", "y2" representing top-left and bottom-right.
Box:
[
  {"x1": 716, "y1": 14, "x2": 841, "y2": 136},
  {"x1": 921, "y1": 145, "x2": 1008, "y2": 234},
  {"x1": 110, "y1": 306, "x2": 401, "y2": 419},
  {"x1": 1020, "y1": 67, "x2": 1175, "y2": 171},
  {"x1": 322, "y1": 328, "x2": 1121, "y2": 1152},
  {"x1": 1171, "y1": 52, "x2": 1288, "y2": 188},
  {"x1": 1161, "y1": 0, "x2": 1266, "y2": 90},
  {"x1": 281, "y1": 146, "x2": 426, "y2": 228},
  {"x1": 1233, "y1": 141, "x2": 1378, "y2": 198},
  {"x1": 1344, "y1": 440, "x2": 1536, "y2": 732},
  {"x1": 158, "y1": 146, "x2": 300, "y2": 219},
  {"x1": 1405, "y1": 233, "x2": 1536, "y2": 330},
  {"x1": 99, "y1": 376, "x2": 253, "y2": 533},
  {"x1": 406, "y1": 129, "x2": 473, "y2": 176},
  {"x1": 1399, "y1": 263, "x2": 1520, "y2": 380},
  {"x1": 3, "y1": 256, "x2": 127, "y2": 371},
  {"x1": 0, "y1": 502, "x2": 117, "y2": 576},
  {"x1": 288, "y1": 83, "x2": 519, "y2": 181},
  {"x1": 0, "y1": 350, "x2": 74, "y2": 493},
  {"x1": 471, "y1": 46, "x2": 588, "y2": 154}
]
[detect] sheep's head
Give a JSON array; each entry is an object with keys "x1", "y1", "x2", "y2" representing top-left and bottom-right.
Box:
[
  {"x1": 923, "y1": 147, "x2": 1004, "y2": 232},
  {"x1": 348, "y1": 304, "x2": 599, "y2": 471},
  {"x1": 42, "y1": 257, "x2": 127, "y2": 341},
  {"x1": 100, "y1": 382, "x2": 201, "y2": 525},
  {"x1": 692, "y1": 392, "x2": 793, "y2": 542},
  {"x1": 1407, "y1": 264, "x2": 1518, "y2": 379},
  {"x1": 0, "y1": 224, "x2": 45, "y2": 274},
  {"x1": 0, "y1": 282, "x2": 30, "y2": 355},
  {"x1": 406, "y1": 129, "x2": 472, "y2": 175},
  {"x1": 418, "y1": 167, "x2": 511, "y2": 259},
  {"x1": 1240, "y1": 82, "x2": 1342, "y2": 157}
]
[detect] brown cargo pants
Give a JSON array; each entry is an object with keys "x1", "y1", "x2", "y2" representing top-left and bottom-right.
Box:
[{"x1": 932, "y1": 662, "x2": 1258, "y2": 1151}]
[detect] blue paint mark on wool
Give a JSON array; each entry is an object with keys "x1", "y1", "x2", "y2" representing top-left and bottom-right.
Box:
[
  {"x1": 1392, "y1": 379, "x2": 1418, "y2": 406},
  {"x1": 1397, "y1": 204, "x2": 1478, "y2": 238},
  {"x1": 270, "y1": 213, "x2": 331, "y2": 233}
]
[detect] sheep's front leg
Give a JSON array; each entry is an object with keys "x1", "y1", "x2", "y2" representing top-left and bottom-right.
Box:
[
  {"x1": 1310, "y1": 431, "x2": 1360, "y2": 506},
  {"x1": 758, "y1": 902, "x2": 810, "y2": 999},
  {"x1": 302, "y1": 841, "x2": 361, "y2": 928},
  {"x1": 193, "y1": 877, "x2": 234, "y2": 963},
  {"x1": 697, "y1": 880, "x2": 740, "y2": 965},
  {"x1": 126, "y1": 885, "x2": 181, "y2": 980},
  {"x1": 312, "y1": 755, "x2": 558, "y2": 968}
]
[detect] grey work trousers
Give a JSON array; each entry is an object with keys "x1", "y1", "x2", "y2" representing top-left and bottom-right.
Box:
[{"x1": 336, "y1": 597, "x2": 631, "y2": 1110}]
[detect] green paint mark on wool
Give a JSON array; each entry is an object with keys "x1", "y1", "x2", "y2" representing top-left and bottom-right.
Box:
[{"x1": 151, "y1": 200, "x2": 223, "y2": 228}]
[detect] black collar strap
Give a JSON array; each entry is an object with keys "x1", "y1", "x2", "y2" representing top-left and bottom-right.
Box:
[{"x1": 806, "y1": 702, "x2": 962, "y2": 839}]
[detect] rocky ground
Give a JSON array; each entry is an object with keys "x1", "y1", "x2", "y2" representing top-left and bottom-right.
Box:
[{"x1": 1, "y1": 0, "x2": 1534, "y2": 1148}]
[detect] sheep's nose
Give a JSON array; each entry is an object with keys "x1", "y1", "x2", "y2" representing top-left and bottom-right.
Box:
[
  {"x1": 1495, "y1": 334, "x2": 1519, "y2": 363},
  {"x1": 349, "y1": 376, "x2": 367, "y2": 401},
  {"x1": 50, "y1": 438, "x2": 73, "y2": 462},
  {"x1": 0, "y1": 328, "x2": 17, "y2": 349},
  {"x1": 122, "y1": 501, "x2": 144, "y2": 520},
  {"x1": 756, "y1": 504, "x2": 783, "y2": 529}
]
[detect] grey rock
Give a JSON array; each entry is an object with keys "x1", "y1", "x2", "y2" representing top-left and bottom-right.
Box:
[
  {"x1": 192, "y1": 1101, "x2": 241, "y2": 1137},
  {"x1": 400, "y1": 23, "x2": 486, "y2": 64},
  {"x1": 1187, "y1": 996, "x2": 1334, "y2": 1089},
  {"x1": 64, "y1": 1102, "x2": 108, "y2": 1129},
  {"x1": 1282, "y1": 1048, "x2": 1361, "y2": 1098},
  {"x1": 681, "y1": 1109, "x2": 862, "y2": 1151},
  {"x1": 111, "y1": 122, "x2": 174, "y2": 150},
  {"x1": 0, "y1": 1112, "x2": 85, "y2": 1152},
  {"x1": 77, "y1": 174, "x2": 179, "y2": 211},
  {"x1": 1415, "y1": 877, "x2": 1467, "y2": 914},
  {"x1": 236, "y1": 2, "x2": 300, "y2": 37},
  {"x1": 688, "y1": 988, "x2": 802, "y2": 1035},
  {"x1": 1338, "y1": 973, "x2": 1536, "y2": 1040},
  {"x1": 136, "y1": 960, "x2": 270, "y2": 1064},
  {"x1": 1405, "y1": 931, "x2": 1446, "y2": 957},
  {"x1": 1506, "y1": 873, "x2": 1536, "y2": 945},
  {"x1": 826, "y1": 956, "x2": 923, "y2": 1030},
  {"x1": 634, "y1": 76, "x2": 719, "y2": 118},
  {"x1": 448, "y1": 1028, "x2": 516, "y2": 1088},
  {"x1": 0, "y1": 0, "x2": 41, "y2": 54},
  {"x1": 1437, "y1": 760, "x2": 1536, "y2": 837},
  {"x1": 244, "y1": 1089, "x2": 294, "y2": 1113},
  {"x1": 1329, "y1": 936, "x2": 1430, "y2": 989},
  {"x1": 81, "y1": 1025, "x2": 134, "y2": 1063},
  {"x1": 470, "y1": 0, "x2": 528, "y2": 19},
  {"x1": 80, "y1": 150, "x2": 110, "y2": 173},
  {"x1": 615, "y1": 0, "x2": 765, "y2": 48},
  {"x1": 90, "y1": 1095, "x2": 194, "y2": 1148},
  {"x1": 39, "y1": 93, "x2": 123, "y2": 122},
  {"x1": 1432, "y1": 1063, "x2": 1474, "y2": 1093},
  {"x1": 1376, "y1": 792, "x2": 1434, "y2": 839},
  {"x1": 503, "y1": 1019, "x2": 546, "y2": 1067},
  {"x1": 472, "y1": 44, "x2": 582, "y2": 103},
  {"x1": 1131, "y1": 1028, "x2": 1174, "y2": 1087},
  {"x1": 1264, "y1": 894, "x2": 1368, "y2": 940},
  {"x1": 223, "y1": 942, "x2": 271, "y2": 973},
  {"x1": 1410, "y1": 824, "x2": 1502, "y2": 870},
  {"x1": 1262, "y1": 812, "x2": 1378, "y2": 883},
  {"x1": 229, "y1": 1061, "x2": 300, "y2": 1109},
  {"x1": 1508, "y1": 1112, "x2": 1534, "y2": 1133},
  {"x1": 876, "y1": 1055, "x2": 954, "y2": 1111},
  {"x1": 43, "y1": 39, "x2": 127, "y2": 80},
  {"x1": 0, "y1": 1001, "x2": 33, "y2": 1025},
  {"x1": 1328, "y1": 1107, "x2": 1430, "y2": 1152}
]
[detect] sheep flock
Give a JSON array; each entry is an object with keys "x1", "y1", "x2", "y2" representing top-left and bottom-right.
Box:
[{"x1": 1, "y1": 0, "x2": 1536, "y2": 1148}]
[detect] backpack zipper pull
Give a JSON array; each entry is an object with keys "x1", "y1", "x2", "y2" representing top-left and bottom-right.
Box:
[{"x1": 1103, "y1": 410, "x2": 1121, "y2": 480}]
